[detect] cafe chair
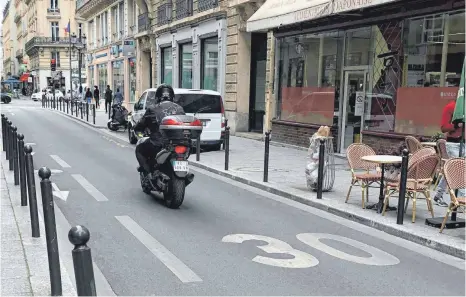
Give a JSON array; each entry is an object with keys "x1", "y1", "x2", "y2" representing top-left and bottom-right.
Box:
[
  {"x1": 405, "y1": 136, "x2": 423, "y2": 155},
  {"x1": 382, "y1": 154, "x2": 439, "y2": 223},
  {"x1": 345, "y1": 143, "x2": 381, "y2": 209},
  {"x1": 440, "y1": 158, "x2": 466, "y2": 233},
  {"x1": 434, "y1": 139, "x2": 449, "y2": 190},
  {"x1": 385, "y1": 147, "x2": 436, "y2": 184}
]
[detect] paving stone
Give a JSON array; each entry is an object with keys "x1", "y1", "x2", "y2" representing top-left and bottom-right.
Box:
[{"x1": 0, "y1": 277, "x2": 32, "y2": 296}]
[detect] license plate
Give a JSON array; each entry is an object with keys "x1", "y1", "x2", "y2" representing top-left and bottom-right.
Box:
[{"x1": 172, "y1": 161, "x2": 188, "y2": 172}]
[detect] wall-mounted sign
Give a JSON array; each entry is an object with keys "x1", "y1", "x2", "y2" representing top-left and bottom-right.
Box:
[
  {"x1": 354, "y1": 91, "x2": 365, "y2": 116},
  {"x1": 123, "y1": 40, "x2": 135, "y2": 57}
]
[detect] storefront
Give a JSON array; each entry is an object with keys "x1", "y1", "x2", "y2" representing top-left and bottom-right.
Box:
[
  {"x1": 129, "y1": 57, "x2": 136, "y2": 103},
  {"x1": 97, "y1": 63, "x2": 108, "y2": 95},
  {"x1": 156, "y1": 18, "x2": 226, "y2": 96},
  {"x1": 112, "y1": 60, "x2": 124, "y2": 94},
  {"x1": 252, "y1": 0, "x2": 465, "y2": 152},
  {"x1": 88, "y1": 65, "x2": 94, "y2": 90}
]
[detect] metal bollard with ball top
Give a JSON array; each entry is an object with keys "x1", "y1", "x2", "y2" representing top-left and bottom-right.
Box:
[
  {"x1": 17, "y1": 134, "x2": 28, "y2": 206},
  {"x1": 69, "y1": 225, "x2": 97, "y2": 296},
  {"x1": 196, "y1": 135, "x2": 201, "y2": 161},
  {"x1": 224, "y1": 126, "x2": 230, "y2": 171},
  {"x1": 6, "y1": 121, "x2": 12, "y2": 162},
  {"x1": 263, "y1": 131, "x2": 271, "y2": 182},
  {"x1": 24, "y1": 145, "x2": 40, "y2": 237},
  {"x1": 9, "y1": 125, "x2": 15, "y2": 171},
  {"x1": 38, "y1": 167, "x2": 63, "y2": 296},
  {"x1": 86, "y1": 103, "x2": 89, "y2": 122},
  {"x1": 316, "y1": 138, "x2": 325, "y2": 199},
  {"x1": 12, "y1": 126, "x2": 19, "y2": 185},
  {"x1": 396, "y1": 149, "x2": 409, "y2": 225},
  {"x1": 1, "y1": 114, "x2": 6, "y2": 151}
]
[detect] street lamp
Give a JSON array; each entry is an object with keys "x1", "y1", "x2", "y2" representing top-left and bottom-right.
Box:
[
  {"x1": 69, "y1": 32, "x2": 77, "y2": 97},
  {"x1": 78, "y1": 33, "x2": 87, "y2": 95}
]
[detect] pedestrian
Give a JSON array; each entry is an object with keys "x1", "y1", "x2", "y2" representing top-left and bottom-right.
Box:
[
  {"x1": 433, "y1": 100, "x2": 465, "y2": 207},
  {"x1": 105, "y1": 85, "x2": 113, "y2": 114},
  {"x1": 93, "y1": 86, "x2": 100, "y2": 108},
  {"x1": 114, "y1": 88, "x2": 123, "y2": 105},
  {"x1": 85, "y1": 88, "x2": 93, "y2": 105}
]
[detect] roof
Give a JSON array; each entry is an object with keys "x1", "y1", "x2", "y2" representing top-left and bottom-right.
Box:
[{"x1": 143, "y1": 88, "x2": 221, "y2": 96}]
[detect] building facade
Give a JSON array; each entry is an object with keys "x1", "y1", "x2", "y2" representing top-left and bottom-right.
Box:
[
  {"x1": 246, "y1": 0, "x2": 466, "y2": 152},
  {"x1": 23, "y1": 0, "x2": 86, "y2": 92},
  {"x1": 77, "y1": 0, "x2": 144, "y2": 106},
  {"x1": 2, "y1": 0, "x2": 21, "y2": 80}
]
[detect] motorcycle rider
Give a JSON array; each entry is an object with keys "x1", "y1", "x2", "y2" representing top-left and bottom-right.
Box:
[{"x1": 134, "y1": 84, "x2": 185, "y2": 179}]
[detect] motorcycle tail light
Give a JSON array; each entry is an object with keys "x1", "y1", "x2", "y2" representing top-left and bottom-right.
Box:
[
  {"x1": 161, "y1": 118, "x2": 182, "y2": 126},
  {"x1": 190, "y1": 119, "x2": 202, "y2": 126},
  {"x1": 175, "y1": 146, "x2": 187, "y2": 154}
]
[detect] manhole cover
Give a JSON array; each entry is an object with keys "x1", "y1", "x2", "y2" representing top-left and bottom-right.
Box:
[{"x1": 235, "y1": 167, "x2": 290, "y2": 173}]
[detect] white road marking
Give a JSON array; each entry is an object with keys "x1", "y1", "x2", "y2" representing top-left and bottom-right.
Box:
[
  {"x1": 222, "y1": 234, "x2": 319, "y2": 269},
  {"x1": 52, "y1": 183, "x2": 69, "y2": 201},
  {"x1": 34, "y1": 169, "x2": 63, "y2": 175},
  {"x1": 50, "y1": 154, "x2": 71, "y2": 168},
  {"x1": 25, "y1": 143, "x2": 36, "y2": 146},
  {"x1": 115, "y1": 215, "x2": 202, "y2": 283},
  {"x1": 296, "y1": 233, "x2": 400, "y2": 266},
  {"x1": 72, "y1": 174, "x2": 108, "y2": 201}
]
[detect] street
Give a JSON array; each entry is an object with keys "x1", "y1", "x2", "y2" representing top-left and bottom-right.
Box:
[{"x1": 2, "y1": 100, "x2": 465, "y2": 296}]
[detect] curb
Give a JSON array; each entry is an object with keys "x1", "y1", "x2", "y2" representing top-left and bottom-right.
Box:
[
  {"x1": 44, "y1": 107, "x2": 106, "y2": 129},
  {"x1": 188, "y1": 161, "x2": 465, "y2": 260}
]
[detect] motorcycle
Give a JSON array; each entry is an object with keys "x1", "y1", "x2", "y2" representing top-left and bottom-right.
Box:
[
  {"x1": 107, "y1": 103, "x2": 130, "y2": 131},
  {"x1": 136, "y1": 115, "x2": 203, "y2": 208}
]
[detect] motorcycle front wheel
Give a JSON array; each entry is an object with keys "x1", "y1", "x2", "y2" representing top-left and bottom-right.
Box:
[
  {"x1": 128, "y1": 125, "x2": 138, "y2": 144},
  {"x1": 164, "y1": 176, "x2": 185, "y2": 209},
  {"x1": 140, "y1": 173, "x2": 152, "y2": 194},
  {"x1": 107, "y1": 121, "x2": 119, "y2": 131}
]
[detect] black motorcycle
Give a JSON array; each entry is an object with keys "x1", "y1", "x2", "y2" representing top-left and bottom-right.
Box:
[
  {"x1": 137, "y1": 114, "x2": 203, "y2": 208},
  {"x1": 107, "y1": 103, "x2": 130, "y2": 131}
]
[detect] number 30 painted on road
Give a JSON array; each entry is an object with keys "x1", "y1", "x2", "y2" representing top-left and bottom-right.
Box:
[{"x1": 222, "y1": 233, "x2": 399, "y2": 268}]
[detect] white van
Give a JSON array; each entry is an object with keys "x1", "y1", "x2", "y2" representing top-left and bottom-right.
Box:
[{"x1": 130, "y1": 88, "x2": 225, "y2": 150}]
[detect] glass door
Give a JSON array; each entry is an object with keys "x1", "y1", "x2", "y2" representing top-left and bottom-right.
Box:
[{"x1": 340, "y1": 71, "x2": 368, "y2": 153}]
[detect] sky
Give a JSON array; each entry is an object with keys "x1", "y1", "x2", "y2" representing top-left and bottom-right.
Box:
[{"x1": 0, "y1": 0, "x2": 7, "y2": 33}]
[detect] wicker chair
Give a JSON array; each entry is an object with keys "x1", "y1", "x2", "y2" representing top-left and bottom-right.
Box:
[
  {"x1": 382, "y1": 154, "x2": 439, "y2": 223},
  {"x1": 440, "y1": 158, "x2": 466, "y2": 233},
  {"x1": 405, "y1": 136, "x2": 423, "y2": 155},
  {"x1": 433, "y1": 139, "x2": 449, "y2": 190},
  {"x1": 385, "y1": 147, "x2": 436, "y2": 183},
  {"x1": 345, "y1": 143, "x2": 381, "y2": 208}
]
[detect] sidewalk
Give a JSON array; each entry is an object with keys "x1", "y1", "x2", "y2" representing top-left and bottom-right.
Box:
[
  {"x1": 1, "y1": 156, "x2": 76, "y2": 295},
  {"x1": 45, "y1": 102, "x2": 111, "y2": 129},
  {"x1": 189, "y1": 136, "x2": 466, "y2": 259}
]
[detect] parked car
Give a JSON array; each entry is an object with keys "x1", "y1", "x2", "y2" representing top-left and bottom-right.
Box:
[
  {"x1": 128, "y1": 88, "x2": 225, "y2": 150},
  {"x1": 1, "y1": 92, "x2": 12, "y2": 104},
  {"x1": 31, "y1": 90, "x2": 44, "y2": 101},
  {"x1": 45, "y1": 89, "x2": 64, "y2": 101}
]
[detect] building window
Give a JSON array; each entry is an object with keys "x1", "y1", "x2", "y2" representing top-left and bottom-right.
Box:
[
  {"x1": 119, "y1": 3, "x2": 124, "y2": 38},
  {"x1": 50, "y1": 0, "x2": 58, "y2": 9},
  {"x1": 51, "y1": 51, "x2": 60, "y2": 67},
  {"x1": 78, "y1": 23, "x2": 83, "y2": 38},
  {"x1": 161, "y1": 47, "x2": 172, "y2": 85},
  {"x1": 201, "y1": 37, "x2": 219, "y2": 91},
  {"x1": 129, "y1": 58, "x2": 136, "y2": 102},
  {"x1": 88, "y1": 67, "x2": 94, "y2": 88},
  {"x1": 179, "y1": 43, "x2": 192, "y2": 89},
  {"x1": 51, "y1": 22, "x2": 59, "y2": 41},
  {"x1": 112, "y1": 60, "x2": 124, "y2": 96}
]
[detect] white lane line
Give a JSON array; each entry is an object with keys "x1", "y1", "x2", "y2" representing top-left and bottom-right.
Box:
[
  {"x1": 50, "y1": 154, "x2": 71, "y2": 168},
  {"x1": 71, "y1": 174, "x2": 108, "y2": 201},
  {"x1": 115, "y1": 215, "x2": 202, "y2": 283}
]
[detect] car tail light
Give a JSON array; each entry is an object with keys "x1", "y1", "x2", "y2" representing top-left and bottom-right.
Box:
[
  {"x1": 190, "y1": 119, "x2": 202, "y2": 126},
  {"x1": 175, "y1": 146, "x2": 187, "y2": 154},
  {"x1": 220, "y1": 97, "x2": 226, "y2": 128},
  {"x1": 161, "y1": 118, "x2": 182, "y2": 126}
]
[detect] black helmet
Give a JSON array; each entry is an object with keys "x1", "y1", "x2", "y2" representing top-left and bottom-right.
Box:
[{"x1": 155, "y1": 84, "x2": 175, "y2": 103}]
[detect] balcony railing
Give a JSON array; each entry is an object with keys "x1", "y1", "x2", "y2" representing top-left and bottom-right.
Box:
[
  {"x1": 198, "y1": 0, "x2": 218, "y2": 12},
  {"x1": 138, "y1": 12, "x2": 150, "y2": 33},
  {"x1": 16, "y1": 49, "x2": 23, "y2": 58},
  {"x1": 157, "y1": 2, "x2": 172, "y2": 26},
  {"x1": 25, "y1": 37, "x2": 77, "y2": 52},
  {"x1": 76, "y1": 0, "x2": 91, "y2": 11},
  {"x1": 176, "y1": 0, "x2": 192, "y2": 20}
]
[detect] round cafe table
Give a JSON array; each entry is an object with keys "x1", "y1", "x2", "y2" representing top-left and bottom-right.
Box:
[
  {"x1": 421, "y1": 142, "x2": 437, "y2": 147},
  {"x1": 361, "y1": 155, "x2": 403, "y2": 214}
]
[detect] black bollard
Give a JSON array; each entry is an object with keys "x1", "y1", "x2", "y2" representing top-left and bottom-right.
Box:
[
  {"x1": 71, "y1": 101, "x2": 74, "y2": 116},
  {"x1": 67, "y1": 100, "x2": 69, "y2": 114},
  {"x1": 263, "y1": 131, "x2": 271, "y2": 182},
  {"x1": 92, "y1": 105, "x2": 96, "y2": 125},
  {"x1": 80, "y1": 103, "x2": 83, "y2": 119},
  {"x1": 9, "y1": 125, "x2": 15, "y2": 171},
  {"x1": 196, "y1": 135, "x2": 200, "y2": 161},
  {"x1": 316, "y1": 138, "x2": 325, "y2": 199},
  {"x1": 12, "y1": 126, "x2": 19, "y2": 185},
  {"x1": 59, "y1": 98, "x2": 62, "y2": 111},
  {"x1": 397, "y1": 149, "x2": 409, "y2": 225},
  {"x1": 18, "y1": 134, "x2": 27, "y2": 206},
  {"x1": 224, "y1": 126, "x2": 230, "y2": 171},
  {"x1": 24, "y1": 145, "x2": 40, "y2": 237},
  {"x1": 38, "y1": 167, "x2": 63, "y2": 296},
  {"x1": 86, "y1": 103, "x2": 89, "y2": 122},
  {"x1": 75, "y1": 101, "x2": 78, "y2": 116},
  {"x1": 68, "y1": 225, "x2": 97, "y2": 296},
  {"x1": 222, "y1": 119, "x2": 228, "y2": 150},
  {"x1": 1, "y1": 114, "x2": 5, "y2": 152},
  {"x1": 6, "y1": 120, "x2": 12, "y2": 161}
]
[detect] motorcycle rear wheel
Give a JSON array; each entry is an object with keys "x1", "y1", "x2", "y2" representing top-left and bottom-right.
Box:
[
  {"x1": 140, "y1": 173, "x2": 152, "y2": 194},
  {"x1": 107, "y1": 121, "x2": 119, "y2": 131},
  {"x1": 164, "y1": 176, "x2": 185, "y2": 209}
]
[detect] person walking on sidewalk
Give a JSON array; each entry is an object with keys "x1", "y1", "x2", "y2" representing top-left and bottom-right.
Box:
[
  {"x1": 105, "y1": 85, "x2": 113, "y2": 113},
  {"x1": 93, "y1": 86, "x2": 100, "y2": 108},
  {"x1": 433, "y1": 100, "x2": 465, "y2": 207},
  {"x1": 114, "y1": 88, "x2": 123, "y2": 105},
  {"x1": 85, "y1": 88, "x2": 93, "y2": 105}
]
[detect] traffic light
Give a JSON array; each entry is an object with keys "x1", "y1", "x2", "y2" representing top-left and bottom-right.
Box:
[{"x1": 50, "y1": 59, "x2": 56, "y2": 71}]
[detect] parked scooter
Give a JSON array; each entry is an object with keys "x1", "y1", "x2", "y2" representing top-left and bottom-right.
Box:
[{"x1": 107, "y1": 103, "x2": 131, "y2": 131}]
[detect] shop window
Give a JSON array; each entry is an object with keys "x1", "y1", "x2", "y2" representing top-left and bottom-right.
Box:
[
  {"x1": 112, "y1": 60, "x2": 124, "y2": 96},
  {"x1": 345, "y1": 27, "x2": 373, "y2": 67},
  {"x1": 277, "y1": 31, "x2": 344, "y2": 126},
  {"x1": 51, "y1": 51, "x2": 60, "y2": 67},
  {"x1": 201, "y1": 37, "x2": 218, "y2": 91},
  {"x1": 161, "y1": 47, "x2": 172, "y2": 85},
  {"x1": 179, "y1": 43, "x2": 193, "y2": 89},
  {"x1": 129, "y1": 58, "x2": 136, "y2": 102},
  {"x1": 98, "y1": 63, "x2": 108, "y2": 97}
]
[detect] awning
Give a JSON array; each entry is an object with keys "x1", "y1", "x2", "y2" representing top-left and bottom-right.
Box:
[
  {"x1": 19, "y1": 73, "x2": 30, "y2": 82},
  {"x1": 246, "y1": 0, "x2": 332, "y2": 32}
]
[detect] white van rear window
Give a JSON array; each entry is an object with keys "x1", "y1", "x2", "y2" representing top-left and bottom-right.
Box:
[{"x1": 174, "y1": 94, "x2": 222, "y2": 114}]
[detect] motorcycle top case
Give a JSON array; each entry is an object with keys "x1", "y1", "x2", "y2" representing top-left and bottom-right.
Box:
[{"x1": 159, "y1": 115, "x2": 203, "y2": 140}]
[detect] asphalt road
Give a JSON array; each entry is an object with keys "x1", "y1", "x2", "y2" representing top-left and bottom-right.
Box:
[{"x1": 2, "y1": 100, "x2": 466, "y2": 296}]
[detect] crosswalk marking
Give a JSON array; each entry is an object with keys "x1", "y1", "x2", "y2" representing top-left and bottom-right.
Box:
[
  {"x1": 71, "y1": 174, "x2": 108, "y2": 201},
  {"x1": 50, "y1": 154, "x2": 71, "y2": 168},
  {"x1": 115, "y1": 215, "x2": 202, "y2": 283}
]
